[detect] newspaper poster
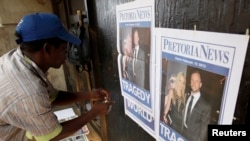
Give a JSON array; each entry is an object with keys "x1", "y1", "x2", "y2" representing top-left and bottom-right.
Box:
[
  {"x1": 116, "y1": 0, "x2": 155, "y2": 111},
  {"x1": 116, "y1": 0, "x2": 156, "y2": 138},
  {"x1": 155, "y1": 28, "x2": 249, "y2": 141}
]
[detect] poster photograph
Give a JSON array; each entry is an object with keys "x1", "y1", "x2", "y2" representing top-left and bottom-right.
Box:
[
  {"x1": 155, "y1": 28, "x2": 249, "y2": 141},
  {"x1": 159, "y1": 59, "x2": 226, "y2": 141}
]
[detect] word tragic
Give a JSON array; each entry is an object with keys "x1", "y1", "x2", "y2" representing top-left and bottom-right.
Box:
[{"x1": 159, "y1": 123, "x2": 185, "y2": 141}]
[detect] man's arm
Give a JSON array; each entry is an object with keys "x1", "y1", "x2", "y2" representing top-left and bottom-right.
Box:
[
  {"x1": 199, "y1": 102, "x2": 211, "y2": 141},
  {"x1": 51, "y1": 91, "x2": 91, "y2": 106},
  {"x1": 51, "y1": 101, "x2": 112, "y2": 141},
  {"x1": 52, "y1": 88, "x2": 110, "y2": 106}
]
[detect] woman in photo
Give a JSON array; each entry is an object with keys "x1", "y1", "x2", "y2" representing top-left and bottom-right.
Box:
[{"x1": 163, "y1": 72, "x2": 186, "y2": 133}]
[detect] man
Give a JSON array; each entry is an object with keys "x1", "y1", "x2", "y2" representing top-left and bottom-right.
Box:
[
  {"x1": 0, "y1": 13, "x2": 112, "y2": 141},
  {"x1": 132, "y1": 29, "x2": 145, "y2": 88},
  {"x1": 182, "y1": 70, "x2": 211, "y2": 141}
]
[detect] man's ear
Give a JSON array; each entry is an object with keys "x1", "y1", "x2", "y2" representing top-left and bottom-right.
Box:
[{"x1": 43, "y1": 43, "x2": 51, "y2": 54}]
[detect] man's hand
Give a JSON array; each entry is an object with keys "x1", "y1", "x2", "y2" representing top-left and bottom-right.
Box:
[
  {"x1": 91, "y1": 88, "x2": 111, "y2": 102},
  {"x1": 91, "y1": 101, "x2": 114, "y2": 115},
  {"x1": 90, "y1": 88, "x2": 114, "y2": 115}
]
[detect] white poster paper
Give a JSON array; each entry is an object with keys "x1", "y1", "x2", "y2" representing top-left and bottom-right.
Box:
[{"x1": 155, "y1": 28, "x2": 249, "y2": 141}]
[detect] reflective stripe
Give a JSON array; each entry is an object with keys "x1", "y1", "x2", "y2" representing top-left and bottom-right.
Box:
[
  {"x1": 50, "y1": 90, "x2": 59, "y2": 102},
  {"x1": 26, "y1": 124, "x2": 62, "y2": 141}
]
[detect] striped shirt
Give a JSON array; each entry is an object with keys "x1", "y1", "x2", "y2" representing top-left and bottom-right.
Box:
[{"x1": 0, "y1": 47, "x2": 61, "y2": 141}]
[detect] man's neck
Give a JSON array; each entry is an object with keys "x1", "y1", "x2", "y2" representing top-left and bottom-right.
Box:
[{"x1": 22, "y1": 50, "x2": 49, "y2": 73}]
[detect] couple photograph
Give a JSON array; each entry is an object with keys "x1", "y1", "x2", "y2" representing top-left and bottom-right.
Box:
[
  {"x1": 119, "y1": 27, "x2": 151, "y2": 91},
  {"x1": 160, "y1": 59, "x2": 226, "y2": 141}
]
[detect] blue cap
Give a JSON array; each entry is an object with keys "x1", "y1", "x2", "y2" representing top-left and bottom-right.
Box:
[{"x1": 16, "y1": 13, "x2": 81, "y2": 45}]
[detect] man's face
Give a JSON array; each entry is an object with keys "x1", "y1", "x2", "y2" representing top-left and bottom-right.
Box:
[
  {"x1": 190, "y1": 72, "x2": 202, "y2": 93},
  {"x1": 49, "y1": 42, "x2": 67, "y2": 68},
  {"x1": 133, "y1": 31, "x2": 139, "y2": 46}
]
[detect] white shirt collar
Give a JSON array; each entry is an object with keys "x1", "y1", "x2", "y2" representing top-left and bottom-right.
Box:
[
  {"x1": 189, "y1": 92, "x2": 200, "y2": 108},
  {"x1": 191, "y1": 92, "x2": 200, "y2": 99}
]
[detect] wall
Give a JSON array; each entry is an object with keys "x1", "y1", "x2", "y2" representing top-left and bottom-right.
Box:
[
  {"x1": 86, "y1": 0, "x2": 250, "y2": 140},
  {"x1": 0, "y1": 0, "x2": 53, "y2": 55},
  {"x1": 0, "y1": 0, "x2": 67, "y2": 91}
]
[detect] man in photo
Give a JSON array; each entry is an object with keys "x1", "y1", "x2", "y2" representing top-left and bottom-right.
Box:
[
  {"x1": 182, "y1": 70, "x2": 211, "y2": 141},
  {"x1": 132, "y1": 29, "x2": 145, "y2": 88}
]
